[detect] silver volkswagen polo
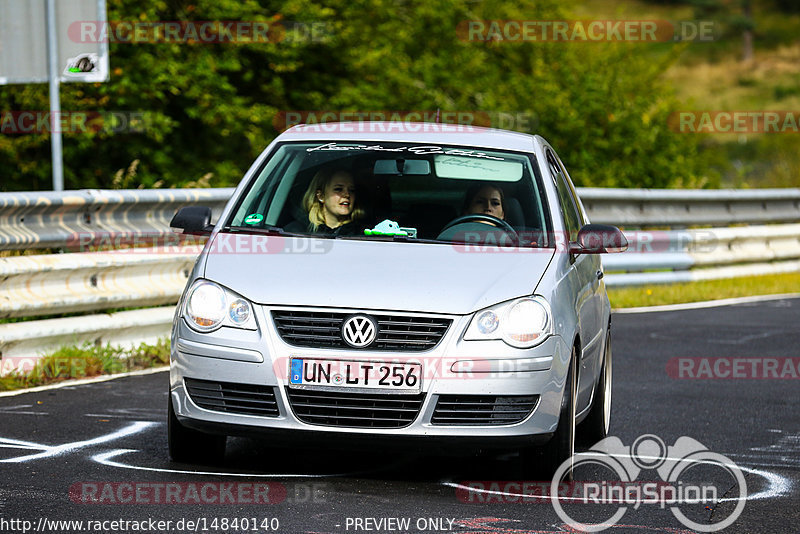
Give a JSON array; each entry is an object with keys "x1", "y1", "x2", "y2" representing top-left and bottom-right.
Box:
[{"x1": 168, "y1": 122, "x2": 627, "y2": 474}]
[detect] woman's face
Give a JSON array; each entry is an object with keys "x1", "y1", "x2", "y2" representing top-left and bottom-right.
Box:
[
  {"x1": 317, "y1": 172, "x2": 356, "y2": 225},
  {"x1": 468, "y1": 186, "x2": 504, "y2": 219}
]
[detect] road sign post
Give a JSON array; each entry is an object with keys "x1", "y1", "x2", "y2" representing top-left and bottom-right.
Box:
[
  {"x1": 0, "y1": 0, "x2": 109, "y2": 191},
  {"x1": 45, "y1": 0, "x2": 63, "y2": 191}
]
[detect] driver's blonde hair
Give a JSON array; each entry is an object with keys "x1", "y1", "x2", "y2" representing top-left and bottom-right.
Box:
[{"x1": 302, "y1": 168, "x2": 365, "y2": 231}]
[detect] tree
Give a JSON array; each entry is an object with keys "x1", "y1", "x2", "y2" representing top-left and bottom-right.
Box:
[{"x1": 0, "y1": 0, "x2": 715, "y2": 191}]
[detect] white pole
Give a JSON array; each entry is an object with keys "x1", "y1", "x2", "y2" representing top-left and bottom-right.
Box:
[{"x1": 45, "y1": 0, "x2": 64, "y2": 191}]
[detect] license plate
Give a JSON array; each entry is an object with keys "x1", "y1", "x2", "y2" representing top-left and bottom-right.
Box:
[{"x1": 289, "y1": 358, "x2": 421, "y2": 392}]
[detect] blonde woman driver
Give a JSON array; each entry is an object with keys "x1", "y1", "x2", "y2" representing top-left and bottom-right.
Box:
[{"x1": 286, "y1": 168, "x2": 366, "y2": 235}]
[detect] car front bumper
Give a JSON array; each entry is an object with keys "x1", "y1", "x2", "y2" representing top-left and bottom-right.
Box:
[{"x1": 170, "y1": 305, "x2": 572, "y2": 444}]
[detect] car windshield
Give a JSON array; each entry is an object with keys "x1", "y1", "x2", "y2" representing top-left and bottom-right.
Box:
[{"x1": 227, "y1": 141, "x2": 552, "y2": 247}]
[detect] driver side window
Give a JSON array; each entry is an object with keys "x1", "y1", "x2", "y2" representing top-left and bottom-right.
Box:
[{"x1": 547, "y1": 150, "x2": 581, "y2": 243}]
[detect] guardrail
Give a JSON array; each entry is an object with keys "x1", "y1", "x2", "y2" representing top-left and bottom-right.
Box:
[
  {"x1": 0, "y1": 247, "x2": 202, "y2": 318},
  {"x1": 579, "y1": 187, "x2": 800, "y2": 226},
  {"x1": 3, "y1": 187, "x2": 798, "y2": 248},
  {"x1": 0, "y1": 188, "x2": 231, "y2": 250},
  {"x1": 602, "y1": 224, "x2": 800, "y2": 286},
  {"x1": 1, "y1": 187, "x2": 798, "y2": 373}
]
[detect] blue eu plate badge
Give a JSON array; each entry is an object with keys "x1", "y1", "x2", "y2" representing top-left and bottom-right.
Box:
[{"x1": 290, "y1": 359, "x2": 303, "y2": 384}]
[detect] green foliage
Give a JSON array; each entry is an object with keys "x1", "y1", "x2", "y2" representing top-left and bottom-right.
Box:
[
  {"x1": 0, "y1": 339, "x2": 170, "y2": 391},
  {"x1": 1, "y1": 0, "x2": 718, "y2": 191},
  {"x1": 721, "y1": 134, "x2": 800, "y2": 188},
  {"x1": 608, "y1": 272, "x2": 800, "y2": 309},
  {"x1": 322, "y1": 0, "x2": 714, "y2": 187}
]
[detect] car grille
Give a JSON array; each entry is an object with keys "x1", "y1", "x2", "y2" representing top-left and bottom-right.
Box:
[
  {"x1": 185, "y1": 378, "x2": 279, "y2": 417},
  {"x1": 271, "y1": 310, "x2": 451, "y2": 351},
  {"x1": 286, "y1": 388, "x2": 426, "y2": 428},
  {"x1": 431, "y1": 395, "x2": 539, "y2": 425}
]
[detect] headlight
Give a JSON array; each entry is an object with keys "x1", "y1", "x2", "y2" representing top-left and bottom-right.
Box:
[
  {"x1": 184, "y1": 280, "x2": 257, "y2": 332},
  {"x1": 464, "y1": 296, "x2": 552, "y2": 348},
  {"x1": 475, "y1": 311, "x2": 499, "y2": 335},
  {"x1": 228, "y1": 298, "x2": 252, "y2": 325}
]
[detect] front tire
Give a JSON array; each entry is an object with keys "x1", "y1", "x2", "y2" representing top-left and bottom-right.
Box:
[
  {"x1": 168, "y1": 394, "x2": 226, "y2": 464},
  {"x1": 579, "y1": 329, "x2": 612, "y2": 444},
  {"x1": 521, "y1": 346, "x2": 577, "y2": 480}
]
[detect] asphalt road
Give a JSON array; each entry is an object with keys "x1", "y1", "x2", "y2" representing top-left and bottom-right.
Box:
[{"x1": 1, "y1": 297, "x2": 798, "y2": 534}]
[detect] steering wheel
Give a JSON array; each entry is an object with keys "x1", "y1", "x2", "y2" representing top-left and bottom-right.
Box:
[{"x1": 440, "y1": 214, "x2": 519, "y2": 243}]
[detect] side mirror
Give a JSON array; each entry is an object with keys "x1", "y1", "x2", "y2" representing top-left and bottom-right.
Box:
[
  {"x1": 170, "y1": 206, "x2": 214, "y2": 235},
  {"x1": 570, "y1": 224, "x2": 628, "y2": 254}
]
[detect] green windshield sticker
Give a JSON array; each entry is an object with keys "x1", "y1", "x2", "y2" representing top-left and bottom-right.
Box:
[
  {"x1": 364, "y1": 219, "x2": 408, "y2": 237},
  {"x1": 244, "y1": 213, "x2": 264, "y2": 225}
]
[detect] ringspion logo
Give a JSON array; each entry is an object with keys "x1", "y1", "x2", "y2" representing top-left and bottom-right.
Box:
[{"x1": 550, "y1": 435, "x2": 746, "y2": 532}]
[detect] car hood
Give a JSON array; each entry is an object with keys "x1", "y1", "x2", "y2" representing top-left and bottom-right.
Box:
[{"x1": 201, "y1": 234, "x2": 554, "y2": 315}]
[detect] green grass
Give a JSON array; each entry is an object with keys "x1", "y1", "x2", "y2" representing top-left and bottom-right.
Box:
[
  {"x1": 608, "y1": 271, "x2": 800, "y2": 309},
  {"x1": 576, "y1": 0, "x2": 800, "y2": 188},
  {"x1": 0, "y1": 339, "x2": 170, "y2": 392}
]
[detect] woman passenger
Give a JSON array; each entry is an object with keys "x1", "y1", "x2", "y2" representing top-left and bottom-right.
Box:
[{"x1": 288, "y1": 168, "x2": 366, "y2": 235}]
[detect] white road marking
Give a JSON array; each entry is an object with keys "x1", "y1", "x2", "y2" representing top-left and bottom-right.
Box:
[
  {"x1": 727, "y1": 430, "x2": 800, "y2": 469},
  {"x1": 84, "y1": 408, "x2": 163, "y2": 419},
  {"x1": 0, "y1": 366, "x2": 168, "y2": 398},
  {"x1": 0, "y1": 435, "x2": 48, "y2": 451},
  {"x1": 0, "y1": 404, "x2": 49, "y2": 415},
  {"x1": 723, "y1": 465, "x2": 792, "y2": 502},
  {"x1": 92, "y1": 449, "x2": 348, "y2": 478},
  {"x1": 443, "y1": 453, "x2": 792, "y2": 503},
  {"x1": 0, "y1": 444, "x2": 42, "y2": 450},
  {"x1": 614, "y1": 293, "x2": 800, "y2": 314},
  {"x1": 0, "y1": 421, "x2": 156, "y2": 463}
]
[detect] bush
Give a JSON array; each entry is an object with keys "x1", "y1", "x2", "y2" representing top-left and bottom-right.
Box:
[{"x1": 0, "y1": 339, "x2": 170, "y2": 391}]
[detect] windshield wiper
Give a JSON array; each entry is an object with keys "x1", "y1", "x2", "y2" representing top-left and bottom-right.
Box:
[
  {"x1": 388, "y1": 235, "x2": 441, "y2": 244},
  {"x1": 344, "y1": 234, "x2": 442, "y2": 245},
  {"x1": 443, "y1": 236, "x2": 543, "y2": 248},
  {"x1": 223, "y1": 225, "x2": 299, "y2": 237}
]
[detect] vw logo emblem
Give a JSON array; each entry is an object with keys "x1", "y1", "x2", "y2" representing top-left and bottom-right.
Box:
[{"x1": 342, "y1": 314, "x2": 378, "y2": 348}]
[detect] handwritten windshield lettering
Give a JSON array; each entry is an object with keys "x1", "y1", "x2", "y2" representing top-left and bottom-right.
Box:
[{"x1": 306, "y1": 143, "x2": 504, "y2": 160}]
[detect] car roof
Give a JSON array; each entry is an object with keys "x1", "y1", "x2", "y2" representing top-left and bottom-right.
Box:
[{"x1": 277, "y1": 122, "x2": 541, "y2": 152}]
